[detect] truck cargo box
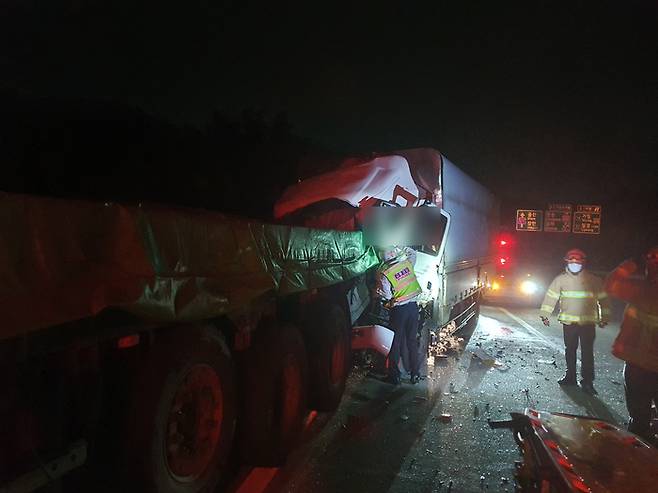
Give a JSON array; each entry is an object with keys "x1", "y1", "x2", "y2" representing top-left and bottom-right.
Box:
[{"x1": 0, "y1": 192, "x2": 378, "y2": 342}]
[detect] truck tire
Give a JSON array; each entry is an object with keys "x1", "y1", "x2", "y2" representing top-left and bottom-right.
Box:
[
  {"x1": 121, "y1": 325, "x2": 237, "y2": 493},
  {"x1": 304, "y1": 302, "x2": 351, "y2": 411},
  {"x1": 238, "y1": 323, "x2": 308, "y2": 466}
]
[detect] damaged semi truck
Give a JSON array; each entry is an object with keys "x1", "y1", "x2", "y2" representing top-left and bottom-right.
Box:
[{"x1": 0, "y1": 148, "x2": 498, "y2": 493}]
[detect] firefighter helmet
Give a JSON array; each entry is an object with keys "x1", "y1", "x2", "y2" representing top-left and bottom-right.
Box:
[{"x1": 564, "y1": 248, "x2": 587, "y2": 264}]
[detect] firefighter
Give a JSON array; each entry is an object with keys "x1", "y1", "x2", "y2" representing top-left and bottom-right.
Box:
[
  {"x1": 540, "y1": 249, "x2": 610, "y2": 394},
  {"x1": 377, "y1": 246, "x2": 423, "y2": 385},
  {"x1": 605, "y1": 246, "x2": 658, "y2": 442}
]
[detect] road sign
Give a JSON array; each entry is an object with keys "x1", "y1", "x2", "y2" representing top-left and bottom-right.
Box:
[
  {"x1": 516, "y1": 209, "x2": 543, "y2": 232},
  {"x1": 548, "y1": 203, "x2": 573, "y2": 213},
  {"x1": 575, "y1": 205, "x2": 601, "y2": 214},
  {"x1": 544, "y1": 210, "x2": 572, "y2": 232},
  {"x1": 573, "y1": 205, "x2": 602, "y2": 234}
]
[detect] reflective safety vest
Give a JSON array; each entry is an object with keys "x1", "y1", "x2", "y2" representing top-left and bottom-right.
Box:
[
  {"x1": 612, "y1": 304, "x2": 658, "y2": 373},
  {"x1": 540, "y1": 270, "x2": 610, "y2": 325},
  {"x1": 381, "y1": 259, "x2": 422, "y2": 305}
]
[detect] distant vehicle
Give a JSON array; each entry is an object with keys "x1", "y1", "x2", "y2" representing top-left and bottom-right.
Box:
[{"x1": 482, "y1": 234, "x2": 556, "y2": 307}]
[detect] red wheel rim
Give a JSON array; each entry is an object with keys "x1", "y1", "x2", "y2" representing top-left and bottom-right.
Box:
[{"x1": 165, "y1": 364, "x2": 223, "y2": 482}]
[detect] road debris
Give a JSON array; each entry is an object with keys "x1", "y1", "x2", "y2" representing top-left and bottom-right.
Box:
[
  {"x1": 429, "y1": 323, "x2": 466, "y2": 357},
  {"x1": 439, "y1": 413, "x2": 453, "y2": 423},
  {"x1": 472, "y1": 347, "x2": 496, "y2": 366}
]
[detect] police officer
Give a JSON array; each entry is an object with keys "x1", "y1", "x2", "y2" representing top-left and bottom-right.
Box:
[
  {"x1": 377, "y1": 246, "x2": 423, "y2": 385},
  {"x1": 605, "y1": 246, "x2": 658, "y2": 442},
  {"x1": 540, "y1": 249, "x2": 610, "y2": 394}
]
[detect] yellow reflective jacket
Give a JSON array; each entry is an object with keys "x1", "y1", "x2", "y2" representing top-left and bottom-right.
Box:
[{"x1": 540, "y1": 269, "x2": 610, "y2": 325}]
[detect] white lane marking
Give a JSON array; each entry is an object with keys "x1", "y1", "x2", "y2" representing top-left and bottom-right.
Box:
[{"x1": 497, "y1": 306, "x2": 564, "y2": 355}]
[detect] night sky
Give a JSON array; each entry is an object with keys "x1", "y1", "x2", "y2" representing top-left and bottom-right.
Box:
[{"x1": 1, "y1": 1, "x2": 657, "y2": 256}]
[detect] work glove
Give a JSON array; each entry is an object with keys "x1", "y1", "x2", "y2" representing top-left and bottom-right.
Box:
[{"x1": 540, "y1": 316, "x2": 550, "y2": 327}]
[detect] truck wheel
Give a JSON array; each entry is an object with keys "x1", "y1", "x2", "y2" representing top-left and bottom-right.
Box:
[
  {"x1": 238, "y1": 323, "x2": 308, "y2": 466},
  {"x1": 305, "y1": 302, "x2": 351, "y2": 411},
  {"x1": 122, "y1": 325, "x2": 237, "y2": 493}
]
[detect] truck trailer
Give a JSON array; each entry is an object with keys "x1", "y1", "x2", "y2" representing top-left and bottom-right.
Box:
[{"x1": 0, "y1": 148, "x2": 498, "y2": 493}]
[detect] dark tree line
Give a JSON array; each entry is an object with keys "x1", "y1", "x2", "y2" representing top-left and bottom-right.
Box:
[{"x1": 0, "y1": 92, "x2": 336, "y2": 220}]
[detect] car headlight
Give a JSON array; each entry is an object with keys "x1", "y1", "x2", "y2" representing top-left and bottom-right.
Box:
[
  {"x1": 491, "y1": 280, "x2": 501, "y2": 291},
  {"x1": 520, "y1": 280, "x2": 539, "y2": 295}
]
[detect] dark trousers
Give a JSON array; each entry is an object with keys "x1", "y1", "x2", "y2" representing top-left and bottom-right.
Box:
[
  {"x1": 388, "y1": 302, "x2": 420, "y2": 378},
  {"x1": 562, "y1": 323, "x2": 595, "y2": 383},
  {"x1": 624, "y1": 362, "x2": 658, "y2": 441}
]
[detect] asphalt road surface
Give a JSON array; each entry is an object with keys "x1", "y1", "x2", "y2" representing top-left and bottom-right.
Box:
[{"x1": 228, "y1": 303, "x2": 629, "y2": 493}]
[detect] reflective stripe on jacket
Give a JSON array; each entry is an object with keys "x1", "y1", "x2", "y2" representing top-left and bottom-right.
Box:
[
  {"x1": 540, "y1": 270, "x2": 609, "y2": 325},
  {"x1": 381, "y1": 259, "x2": 422, "y2": 306}
]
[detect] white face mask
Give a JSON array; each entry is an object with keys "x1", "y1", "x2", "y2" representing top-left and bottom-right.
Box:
[{"x1": 567, "y1": 263, "x2": 583, "y2": 274}]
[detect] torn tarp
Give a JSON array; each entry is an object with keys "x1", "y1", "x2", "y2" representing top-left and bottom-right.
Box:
[{"x1": 0, "y1": 193, "x2": 378, "y2": 342}]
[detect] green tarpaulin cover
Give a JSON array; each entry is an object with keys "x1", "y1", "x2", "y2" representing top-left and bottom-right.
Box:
[{"x1": 0, "y1": 193, "x2": 378, "y2": 341}]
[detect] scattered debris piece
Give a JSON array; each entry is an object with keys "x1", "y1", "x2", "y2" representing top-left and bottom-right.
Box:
[
  {"x1": 429, "y1": 323, "x2": 467, "y2": 356},
  {"x1": 400, "y1": 415, "x2": 409, "y2": 422},
  {"x1": 425, "y1": 448, "x2": 433, "y2": 454},
  {"x1": 538, "y1": 359, "x2": 556, "y2": 365},
  {"x1": 610, "y1": 379, "x2": 622, "y2": 386},
  {"x1": 439, "y1": 413, "x2": 453, "y2": 423},
  {"x1": 473, "y1": 406, "x2": 480, "y2": 419},
  {"x1": 472, "y1": 348, "x2": 496, "y2": 366}
]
